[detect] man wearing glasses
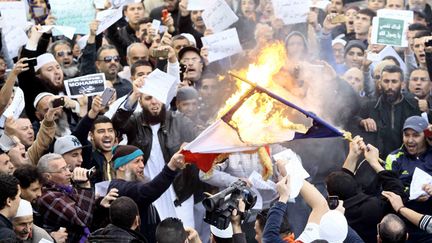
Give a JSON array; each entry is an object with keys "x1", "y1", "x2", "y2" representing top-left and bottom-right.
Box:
[
  {"x1": 94, "y1": 45, "x2": 132, "y2": 98},
  {"x1": 49, "y1": 40, "x2": 80, "y2": 79},
  {"x1": 36, "y1": 153, "x2": 112, "y2": 242}
]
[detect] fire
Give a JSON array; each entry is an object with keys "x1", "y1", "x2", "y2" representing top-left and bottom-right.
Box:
[{"x1": 218, "y1": 42, "x2": 309, "y2": 146}]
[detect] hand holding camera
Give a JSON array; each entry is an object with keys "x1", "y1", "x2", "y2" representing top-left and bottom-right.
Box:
[{"x1": 72, "y1": 167, "x2": 91, "y2": 188}]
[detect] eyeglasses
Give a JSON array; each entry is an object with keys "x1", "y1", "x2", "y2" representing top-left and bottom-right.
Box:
[
  {"x1": 48, "y1": 165, "x2": 71, "y2": 173},
  {"x1": 181, "y1": 57, "x2": 201, "y2": 64},
  {"x1": 410, "y1": 77, "x2": 430, "y2": 82},
  {"x1": 56, "y1": 51, "x2": 73, "y2": 57},
  {"x1": 98, "y1": 56, "x2": 120, "y2": 63}
]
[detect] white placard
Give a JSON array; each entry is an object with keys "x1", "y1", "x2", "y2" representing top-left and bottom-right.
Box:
[
  {"x1": 370, "y1": 10, "x2": 413, "y2": 47},
  {"x1": 201, "y1": 28, "x2": 243, "y2": 63},
  {"x1": 94, "y1": 0, "x2": 106, "y2": 9},
  {"x1": 0, "y1": 87, "x2": 25, "y2": 128},
  {"x1": 2, "y1": 26, "x2": 28, "y2": 59},
  {"x1": 202, "y1": 0, "x2": 238, "y2": 32},
  {"x1": 273, "y1": 149, "x2": 310, "y2": 200},
  {"x1": 187, "y1": 0, "x2": 207, "y2": 10},
  {"x1": 272, "y1": 0, "x2": 311, "y2": 25},
  {"x1": 0, "y1": 1, "x2": 27, "y2": 29},
  {"x1": 96, "y1": 8, "x2": 124, "y2": 35},
  {"x1": 410, "y1": 167, "x2": 432, "y2": 200},
  {"x1": 151, "y1": 19, "x2": 161, "y2": 33},
  {"x1": 139, "y1": 69, "x2": 178, "y2": 104},
  {"x1": 52, "y1": 26, "x2": 76, "y2": 40},
  {"x1": 370, "y1": 45, "x2": 407, "y2": 75},
  {"x1": 95, "y1": 181, "x2": 110, "y2": 197}
]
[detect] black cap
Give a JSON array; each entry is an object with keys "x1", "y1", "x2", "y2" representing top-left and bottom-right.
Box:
[{"x1": 178, "y1": 46, "x2": 201, "y2": 61}]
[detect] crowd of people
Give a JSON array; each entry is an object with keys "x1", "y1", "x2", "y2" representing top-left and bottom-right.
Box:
[{"x1": 0, "y1": 0, "x2": 432, "y2": 242}]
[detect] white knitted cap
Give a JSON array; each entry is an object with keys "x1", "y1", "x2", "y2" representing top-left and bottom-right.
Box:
[
  {"x1": 35, "y1": 53, "x2": 57, "y2": 72},
  {"x1": 15, "y1": 199, "x2": 33, "y2": 218}
]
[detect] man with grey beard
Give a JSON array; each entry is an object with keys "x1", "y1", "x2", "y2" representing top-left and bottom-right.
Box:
[
  {"x1": 49, "y1": 40, "x2": 80, "y2": 78},
  {"x1": 108, "y1": 145, "x2": 186, "y2": 243}
]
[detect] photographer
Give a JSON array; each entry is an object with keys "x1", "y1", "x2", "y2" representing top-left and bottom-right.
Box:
[{"x1": 36, "y1": 153, "x2": 115, "y2": 242}]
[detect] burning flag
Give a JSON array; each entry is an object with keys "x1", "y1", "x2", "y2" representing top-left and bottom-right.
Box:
[{"x1": 181, "y1": 43, "x2": 345, "y2": 179}]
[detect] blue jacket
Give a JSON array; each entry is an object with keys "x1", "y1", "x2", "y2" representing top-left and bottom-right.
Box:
[{"x1": 385, "y1": 146, "x2": 432, "y2": 191}]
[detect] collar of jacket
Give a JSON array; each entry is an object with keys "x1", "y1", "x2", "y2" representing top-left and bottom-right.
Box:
[
  {"x1": 0, "y1": 213, "x2": 13, "y2": 229},
  {"x1": 374, "y1": 92, "x2": 417, "y2": 109}
]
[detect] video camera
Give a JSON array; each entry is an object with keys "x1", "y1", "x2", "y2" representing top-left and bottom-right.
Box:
[{"x1": 202, "y1": 180, "x2": 257, "y2": 230}]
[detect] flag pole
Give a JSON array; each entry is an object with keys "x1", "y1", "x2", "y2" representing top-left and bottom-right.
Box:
[{"x1": 227, "y1": 71, "x2": 343, "y2": 137}]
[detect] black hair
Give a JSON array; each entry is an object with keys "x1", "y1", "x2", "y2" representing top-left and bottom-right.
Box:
[
  {"x1": 131, "y1": 59, "x2": 155, "y2": 76},
  {"x1": 0, "y1": 174, "x2": 19, "y2": 210},
  {"x1": 357, "y1": 8, "x2": 377, "y2": 23},
  {"x1": 379, "y1": 214, "x2": 407, "y2": 243},
  {"x1": 381, "y1": 65, "x2": 404, "y2": 80},
  {"x1": 13, "y1": 164, "x2": 43, "y2": 189},
  {"x1": 155, "y1": 217, "x2": 188, "y2": 243},
  {"x1": 96, "y1": 44, "x2": 119, "y2": 60},
  {"x1": 408, "y1": 23, "x2": 429, "y2": 32},
  {"x1": 382, "y1": 56, "x2": 400, "y2": 66},
  {"x1": 137, "y1": 17, "x2": 152, "y2": 26},
  {"x1": 414, "y1": 30, "x2": 432, "y2": 39},
  {"x1": 90, "y1": 115, "x2": 113, "y2": 133},
  {"x1": 256, "y1": 209, "x2": 269, "y2": 231},
  {"x1": 325, "y1": 171, "x2": 359, "y2": 200},
  {"x1": 109, "y1": 196, "x2": 139, "y2": 229}
]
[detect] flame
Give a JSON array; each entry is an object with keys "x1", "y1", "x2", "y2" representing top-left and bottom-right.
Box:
[{"x1": 218, "y1": 42, "x2": 309, "y2": 145}]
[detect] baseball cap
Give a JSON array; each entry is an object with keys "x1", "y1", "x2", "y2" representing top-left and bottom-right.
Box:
[
  {"x1": 178, "y1": 46, "x2": 201, "y2": 61},
  {"x1": 54, "y1": 135, "x2": 84, "y2": 155},
  {"x1": 319, "y1": 210, "x2": 348, "y2": 243},
  {"x1": 403, "y1": 116, "x2": 428, "y2": 133}
]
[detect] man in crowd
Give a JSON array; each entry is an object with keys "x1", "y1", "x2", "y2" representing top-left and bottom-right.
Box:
[
  {"x1": 0, "y1": 173, "x2": 21, "y2": 241},
  {"x1": 360, "y1": 65, "x2": 421, "y2": 157},
  {"x1": 179, "y1": 46, "x2": 204, "y2": 88},
  {"x1": 54, "y1": 135, "x2": 85, "y2": 171},
  {"x1": 108, "y1": 145, "x2": 187, "y2": 242},
  {"x1": 176, "y1": 86, "x2": 202, "y2": 126},
  {"x1": 13, "y1": 164, "x2": 42, "y2": 205},
  {"x1": 0, "y1": 149, "x2": 14, "y2": 175},
  {"x1": 408, "y1": 68, "x2": 431, "y2": 113},
  {"x1": 88, "y1": 196, "x2": 147, "y2": 242},
  {"x1": 49, "y1": 40, "x2": 80, "y2": 78}
]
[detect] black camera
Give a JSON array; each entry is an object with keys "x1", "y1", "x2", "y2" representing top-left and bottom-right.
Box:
[
  {"x1": 202, "y1": 180, "x2": 257, "y2": 230},
  {"x1": 426, "y1": 39, "x2": 432, "y2": 48}
]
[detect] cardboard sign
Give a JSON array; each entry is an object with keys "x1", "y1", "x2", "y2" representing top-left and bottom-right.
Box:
[{"x1": 64, "y1": 73, "x2": 106, "y2": 98}]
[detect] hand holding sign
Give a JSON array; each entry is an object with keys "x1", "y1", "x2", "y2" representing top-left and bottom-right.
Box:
[{"x1": 138, "y1": 69, "x2": 178, "y2": 104}]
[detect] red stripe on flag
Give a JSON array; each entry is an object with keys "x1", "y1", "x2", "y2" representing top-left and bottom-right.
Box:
[{"x1": 180, "y1": 150, "x2": 221, "y2": 172}]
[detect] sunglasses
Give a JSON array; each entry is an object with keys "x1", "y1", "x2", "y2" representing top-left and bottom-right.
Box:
[
  {"x1": 56, "y1": 51, "x2": 73, "y2": 57},
  {"x1": 99, "y1": 56, "x2": 120, "y2": 63}
]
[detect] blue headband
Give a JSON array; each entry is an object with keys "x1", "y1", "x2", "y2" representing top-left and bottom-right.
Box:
[{"x1": 114, "y1": 149, "x2": 144, "y2": 170}]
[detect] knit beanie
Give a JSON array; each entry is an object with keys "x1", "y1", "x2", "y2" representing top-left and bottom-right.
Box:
[
  {"x1": 344, "y1": 40, "x2": 366, "y2": 57},
  {"x1": 176, "y1": 87, "x2": 199, "y2": 102},
  {"x1": 112, "y1": 145, "x2": 144, "y2": 170}
]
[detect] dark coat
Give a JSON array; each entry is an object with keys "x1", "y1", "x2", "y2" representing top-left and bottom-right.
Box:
[
  {"x1": 342, "y1": 169, "x2": 405, "y2": 243},
  {"x1": 108, "y1": 165, "x2": 177, "y2": 243},
  {"x1": 88, "y1": 224, "x2": 148, "y2": 243},
  {"x1": 0, "y1": 214, "x2": 18, "y2": 242},
  {"x1": 360, "y1": 93, "x2": 421, "y2": 157}
]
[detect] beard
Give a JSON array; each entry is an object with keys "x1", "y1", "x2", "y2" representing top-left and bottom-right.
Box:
[
  {"x1": 62, "y1": 64, "x2": 79, "y2": 78},
  {"x1": 383, "y1": 89, "x2": 401, "y2": 104},
  {"x1": 124, "y1": 168, "x2": 146, "y2": 182},
  {"x1": 142, "y1": 104, "x2": 166, "y2": 125},
  {"x1": 42, "y1": 77, "x2": 64, "y2": 93}
]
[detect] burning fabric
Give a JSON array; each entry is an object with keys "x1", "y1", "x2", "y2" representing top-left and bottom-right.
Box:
[{"x1": 182, "y1": 42, "x2": 346, "y2": 179}]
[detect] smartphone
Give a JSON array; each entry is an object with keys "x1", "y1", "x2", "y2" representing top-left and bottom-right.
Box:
[
  {"x1": 327, "y1": 196, "x2": 339, "y2": 210},
  {"x1": 331, "y1": 15, "x2": 346, "y2": 24},
  {"x1": 162, "y1": 9, "x2": 169, "y2": 21},
  {"x1": 152, "y1": 49, "x2": 169, "y2": 59},
  {"x1": 52, "y1": 97, "x2": 65, "y2": 108},
  {"x1": 101, "y1": 88, "x2": 115, "y2": 107},
  {"x1": 23, "y1": 58, "x2": 38, "y2": 68},
  {"x1": 180, "y1": 63, "x2": 187, "y2": 82},
  {"x1": 425, "y1": 39, "x2": 432, "y2": 47}
]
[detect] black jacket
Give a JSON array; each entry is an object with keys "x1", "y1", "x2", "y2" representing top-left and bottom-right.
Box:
[
  {"x1": 342, "y1": 169, "x2": 405, "y2": 243},
  {"x1": 106, "y1": 23, "x2": 140, "y2": 66},
  {"x1": 88, "y1": 224, "x2": 147, "y2": 243},
  {"x1": 0, "y1": 214, "x2": 18, "y2": 242},
  {"x1": 359, "y1": 93, "x2": 421, "y2": 157},
  {"x1": 108, "y1": 165, "x2": 177, "y2": 243}
]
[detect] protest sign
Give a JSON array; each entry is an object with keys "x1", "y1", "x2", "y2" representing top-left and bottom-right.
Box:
[
  {"x1": 96, "y1": 7, "x2": 123, "y2": 35},
  {"x1": 201, "y1": 28, "x2": 243, "y2": 63},
  {"x1": 0, "y1": 87, "x2": 25, "y2": 128},
  {"x1": 64, "y1": 73, "x2": 106, "y2": 98},
  {"x1": 50, "y1": 0, "x2": 95, "y2": 34},
  {"x1": 272, "y1": 0, "x2": 311, "y2": 25},
  {"x1": 202, "y1": 0, "x2": 238, "y2": 32},
  {"x1": 139, "y1": 69, "x2": 177, "y2": 104},
  {"x1": 371, "y1": 9, "x2": 413, "y2": 47},
  {"x1": 0, "y1": 1, "x2": 27, "y2": 29},
  {"x1": 2, "y1": 26, "x2": 28, "y2": 58},
  {"x1": 187, "y1": 0, "x2": 207, "y2": 10}
]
